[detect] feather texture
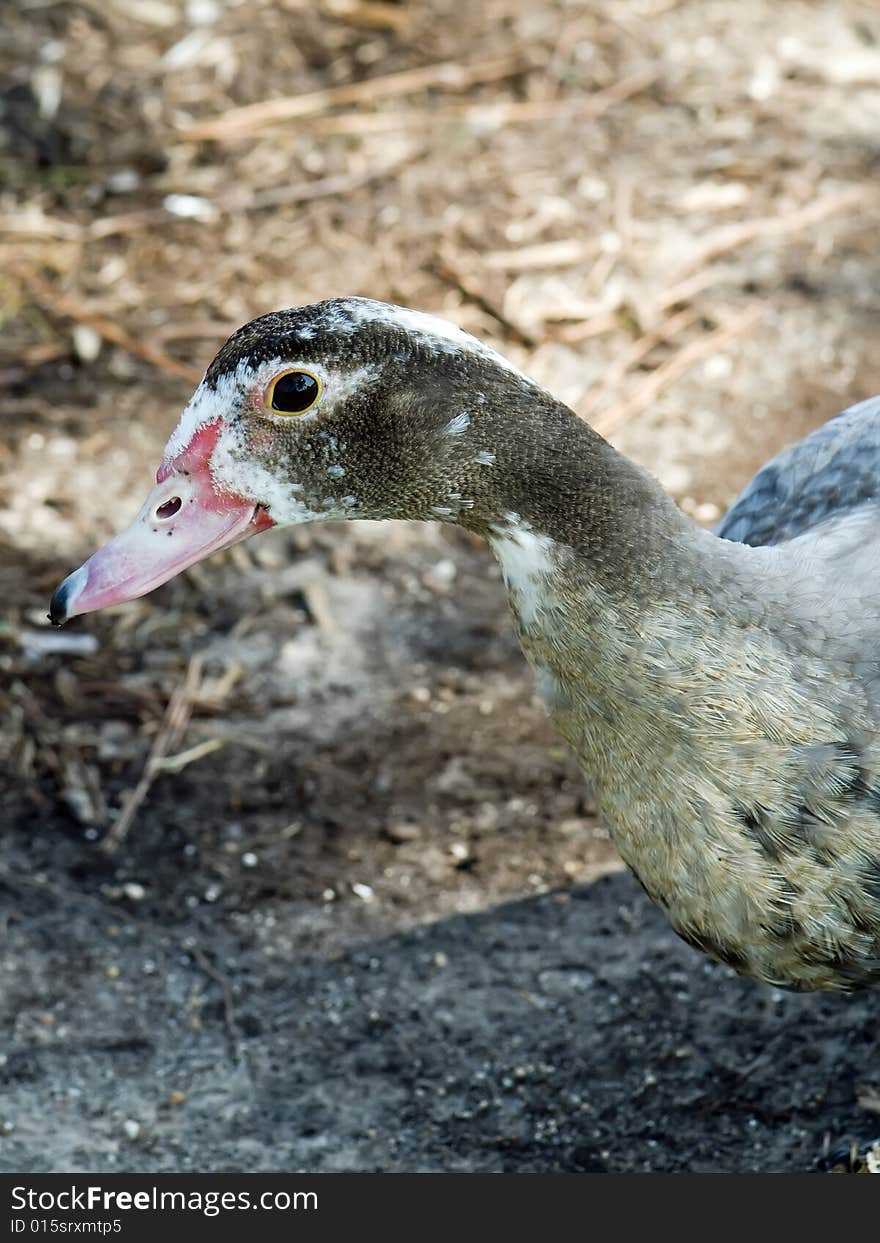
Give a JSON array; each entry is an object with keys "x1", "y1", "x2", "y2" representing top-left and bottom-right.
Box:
[{"x1": 716, "y1": 395, "x2": 880, "y2": 547}]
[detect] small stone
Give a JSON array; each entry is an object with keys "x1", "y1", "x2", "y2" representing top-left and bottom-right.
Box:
[
  {"x1": 703, "y1": 353, "x2": 734, "y2": 381},
  {"x1": 122, "y1": 882, "x2": 146, "y2": 901},
  {"x1": 385, "y1": 821, "x2": 422, "y2": 843},
  {"x1": 105, "y1": 964, "x2": 120, "y2": 978},
  {"x1": 32, "y1": 65, "x2": 62, "y2": 120},
  {"x1": 433, "y1": 951, "x2": 448, "y2": 969},
  {"x1": 168, "y1": 1090, "x2": 186, "y2": 1106},
  {"x1": 241, "y1": 851, "x2": 258, "y2": 868},
  {"x1": 351, "y1": 882, "x2": 374, "y2": 902},
  {"x1": 163, "y1": 193, "x2": 218, "y2": 222},
  {"x1": 419, "y1": 846, "x2": 452, "y2": 882},
  {"x1": 694, "y1": 501, "x2": 721, "y2": 525},
  {"x1": 423, "y1": 558, "x2": 457, "y2": 591},
  {"x1": 72, "y1": 324, "x2": 101, "y2": 363},
  {"x1": 186, "y1": 0, "x2": 218, "y2": 21},
  {"x1": 122, "y1": 1119, "x2": 140, "y2": 1140},
  {"x1": 107, "y1": 168, "x2": 140, "y2": 194},
  {"x1": 322, "y1": 888, "x2": 336, "y2": 902},
  {"x1": 473, "y1": 803, "x2": 500, "y2": 834}
]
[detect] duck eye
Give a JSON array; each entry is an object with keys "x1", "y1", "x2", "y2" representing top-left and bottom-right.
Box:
[{"x1": 267, "y1": 370, "x2": 321, "y2": 415}]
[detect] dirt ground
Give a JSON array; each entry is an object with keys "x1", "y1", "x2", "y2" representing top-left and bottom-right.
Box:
[{"x1": 2, "y1": 0, "x2": 880, "y2": 1173}]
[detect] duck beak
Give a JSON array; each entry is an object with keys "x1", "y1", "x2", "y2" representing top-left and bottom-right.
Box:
[{"x1": 48, "y1": 420, "x2": 274, "y2": 625}]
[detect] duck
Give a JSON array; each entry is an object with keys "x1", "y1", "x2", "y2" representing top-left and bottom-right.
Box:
[{"x1": 50, "y1": 296, "x2": 880, "y2": 993}]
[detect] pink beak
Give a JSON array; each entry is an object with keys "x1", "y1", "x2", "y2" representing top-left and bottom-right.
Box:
[{"x1": 49, "y1": 420, "x2": 274, "y2": 625}]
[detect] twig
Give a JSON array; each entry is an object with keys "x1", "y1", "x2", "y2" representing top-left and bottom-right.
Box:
[
  {"x1": 153, "y1": 737, "x2": 225, "y2": 774},
  {"x1": 88, "y1": 144, "x2": 425, "y2": 240},
  {"x1": 666, "y1": 187, "x2": 870, "y2": 284},
  {"x1": 87, "y1": 207, "x2": 185, "y2": 240},
  {"x1": 145, "y1": 320, "x2": 237, "y2": 345},
  {"x1": 252, "y1": 67, "x2": 657, "y2": 139},
  {"x1": 11, "y1": 266, "x2": 200, "y2": 384},
  {"x1": 542, "y1": 296, "x2": 609, "y2": 324},
  {"x1": 580, "y1": 305, "x2": 701, "y2": 418},
  {"x1": 0, "y1": 343, "x2": 71, "y2": 386},
  {"x1": 301, "y1": 580, "x2": 336, "y2": 632},
  {"x1": 321, "y1": 0, "x2": 411, "y2": 30},
  {"x1": 484, "y1": 238, "x2": 599, "y2": 274},
  {"x1": 554, "y1": 309, "x2": 620, "y2": 342},
  {"x1": 484, "y1": 67, "x2": 656, "y2": 126},
  {"x1": 557, "y1": 269, "x2": 727, "y2": 345},
  {"x1": 189, "y1": 943, "x2": 243, "y2": 1057},
  {"x1": 101, "y1": 654, "x2": 205, "y2": 854},
  {"x1": 592, "y1": 305, "x2": 764, "y2": 437},
  {"x1": 227, "y1": 142, "x2": 425, "y2": 211},
  {"x1": 20, "y1": 341, "x2": 71, "y2": 365},
  {"x1": 179, "y1": 54, "x2": 526, "y2": 142},
  {"x1": 0, "y1": 860, "x2": 141, "y2": 928},
  {"x1": 0, "y1": 211, "x2": 81, "y2": 240},
  {"x1": 431, "y1": 251, "x2": 538, "y2": 348},
  {"x1": 561, "y1": 189, "x2": 870, "y2": 348}
]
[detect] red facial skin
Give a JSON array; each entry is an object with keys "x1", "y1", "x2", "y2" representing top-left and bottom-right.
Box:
[{"x1": 49, "y1": 419, "x2": 274, "y2": 625}]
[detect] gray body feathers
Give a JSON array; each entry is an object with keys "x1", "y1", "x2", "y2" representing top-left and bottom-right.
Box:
[{"x1": 716, "y1": 395, "x2": 880, "y2": 547}]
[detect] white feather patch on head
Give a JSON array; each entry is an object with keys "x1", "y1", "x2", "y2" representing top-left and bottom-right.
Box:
[
  {"x1": 209, "y1": 436, "x2": 355, "y2": 526},
  {"x1": 474, "y1": 450, "x2": 496, "y2": 465},
  {"x1": 210, "y1": 439, "x2": 317, "y2": 524},
  {"x1": 163, "y1": 359, "x2": 380, "y2": 465},
  {"x1": 335, "y1": 298, "x2": 527, "y2": 378},
  {"x1": 254, "y1": 359, "x2": 379, "y2": 427},
  {"x1": 164, "y1": 366, "x2": 255, "y2": 461},
  {"x1": 160, "y1": 354, "x2": 382, "y2": 526}
]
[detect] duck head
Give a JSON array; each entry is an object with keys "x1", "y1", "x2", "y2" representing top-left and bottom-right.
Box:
[{"x1": 49, "y1": 297, "x2": 543, "y2": 624}]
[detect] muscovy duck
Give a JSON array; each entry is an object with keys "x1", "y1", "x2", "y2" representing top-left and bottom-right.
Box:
[{"x1": 50, "y1": 298, "x2": 880, "y2": 991}]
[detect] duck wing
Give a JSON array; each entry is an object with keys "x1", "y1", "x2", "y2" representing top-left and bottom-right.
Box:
[{"x1": 716, "y1": 395, "x2": 880, "y2": 547}]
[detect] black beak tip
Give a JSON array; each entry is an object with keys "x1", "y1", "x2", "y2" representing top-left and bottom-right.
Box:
[{"x1": 48, "y1": 581, "x2": 70, "y2": 627}]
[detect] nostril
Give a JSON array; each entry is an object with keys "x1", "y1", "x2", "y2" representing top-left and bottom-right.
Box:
[{"x1": 155, "y1": 496, "x2": 182, "y2": 520}]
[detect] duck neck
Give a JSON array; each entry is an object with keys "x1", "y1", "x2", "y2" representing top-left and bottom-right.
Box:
[
  {"x1": 469, "y1": 393, "x2": 706, "y2": 608},
  {"x1": 473, "y1": 396, "x2": 772, "y2": 799}
]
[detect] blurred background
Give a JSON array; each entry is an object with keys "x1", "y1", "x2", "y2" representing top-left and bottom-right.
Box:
[{"x1": 2, "y1": 0, "x2": 880, "y2": 1173}]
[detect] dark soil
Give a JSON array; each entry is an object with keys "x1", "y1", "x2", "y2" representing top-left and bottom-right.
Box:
[{"x1": 3, "y1": 841, "x2": 879, "y2": 1173}]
